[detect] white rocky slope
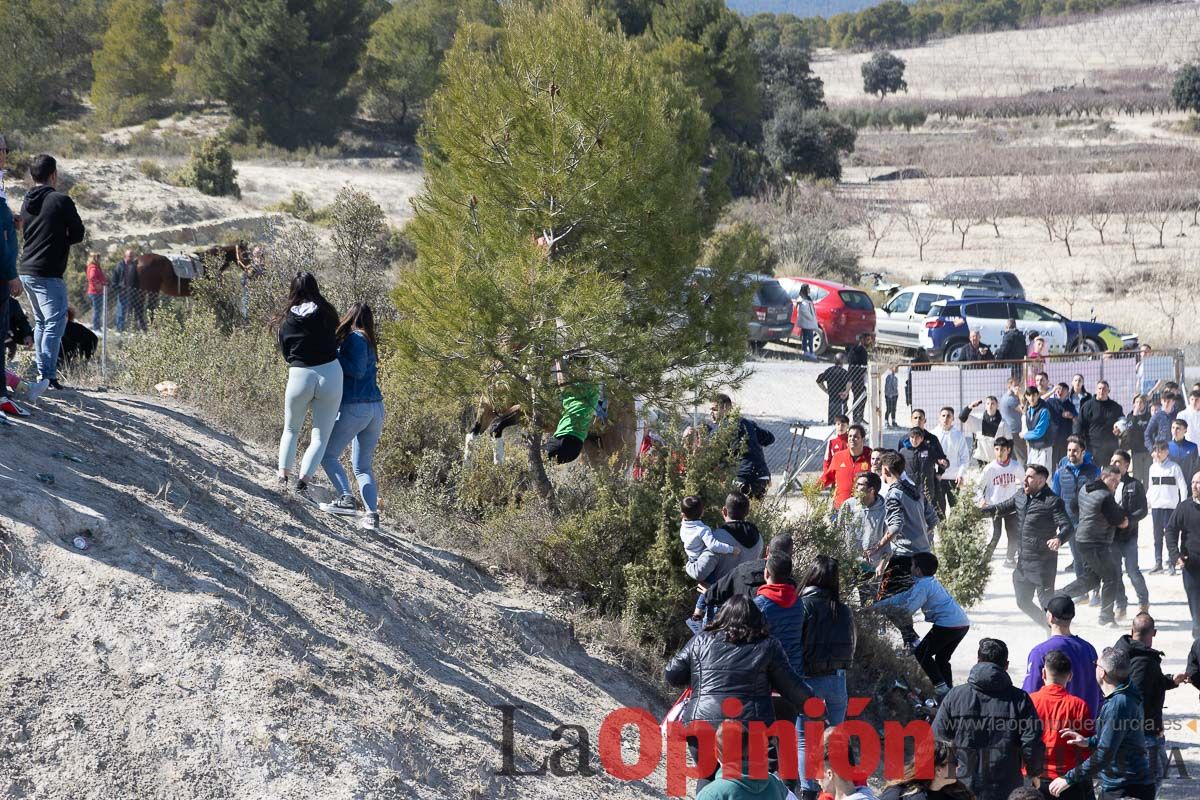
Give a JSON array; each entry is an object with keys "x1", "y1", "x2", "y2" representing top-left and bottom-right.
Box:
[{"x1": 0, "y1": 391, "x2": 665, "y2": 799}]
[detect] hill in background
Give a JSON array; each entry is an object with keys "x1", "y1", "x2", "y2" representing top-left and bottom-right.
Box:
[{"x1": 728, "y1": 0, "x2": 887, "y2": 16}]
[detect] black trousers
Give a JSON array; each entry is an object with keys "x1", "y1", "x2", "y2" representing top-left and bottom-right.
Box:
[
  {"x1": 1013, "y1": 559, "x2": 1057, "y2": 627},
  {"x1": 885, "y1": 395, "x2": 898, "y2": 422},
  {"x1": 1038, "y1": 782, "x2": 1091, "y2": 800},
  {"x1": 543, "y1": 434, "x2": 583, "y2": 464},
  {"x1": 1098, "y1": 785, "x2": 1154, "y2": 800},
  {"x1": 936, "y1": 480, "x2": 959, "y2": 518},
  {"x1": 1184, "y1": 567, "x2": 1200, "y2": 640},
  {"x1": 881, "y1": 555, "x2": 918, "y2": 644},
  {"x1": 1060, "y1": 543, "x2": 1122, "y2": 624},
  {"x1": 914, "y1": 625, "x2": 969, "y2": 688}
]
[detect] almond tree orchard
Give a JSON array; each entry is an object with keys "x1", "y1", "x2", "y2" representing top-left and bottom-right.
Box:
[{"x1": 391, "y1": 3, "x2": 750, "y2": 501}]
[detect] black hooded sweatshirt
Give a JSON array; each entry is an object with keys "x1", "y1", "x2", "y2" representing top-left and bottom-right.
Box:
[
  {"x1": 1112, "y1": 633, "x2": 1177, "y2": 735},
  {"x1": 18, "y1": 185, "x2": 85, "y2": 279},
  {"x1": 718, "y1": 519, "x2": 761, "y2": 551}
]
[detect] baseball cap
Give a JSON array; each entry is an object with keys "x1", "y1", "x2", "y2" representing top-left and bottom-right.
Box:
[{"x1": 1045, "y1": 594, "x2": 1075, "y2": 620}]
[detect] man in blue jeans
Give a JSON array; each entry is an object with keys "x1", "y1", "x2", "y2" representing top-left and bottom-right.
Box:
[{"x1": 17, "y1": 154, "x2": 84, "y2": 392}]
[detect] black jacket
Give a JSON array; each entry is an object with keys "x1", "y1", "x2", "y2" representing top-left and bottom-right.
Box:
[
  {"x1": 664, "y1": 631, "x2": 812, "y2": 726},
  {"x1": 932, "y1": 662, "x2": 1045, "y2": 800},
  {"x1": 1073, "y1": 397, "x2": 1125, "y2": 458},
  {"x1": 1167, "y1": 498, "x2": 1200, "y2": 572},
  {"x1": 5, "y1": 296, "x2": 31, "y2": 357},
  {"x1": 1075, "y1": 480, "x2": 1127, "y2": 545},
  {"x1": 17, "y1": 185, "x2": 85, "y2": 279},
  {"x1": 277, "y1": 303, "x2": 339, "y2": 367},
  {"x1": 708, "y1": 558, "x2": 768, "y2": 608},
  {"x1": 1114, "y1": 474, "x2": 1148, "y2": 541},
  {"x1": 989, "y1": 485, "x2": 1074, "y2": 570},
  {"x1": 1113, "y1": 634, "x2": 1177, "y2": 735},
  {"x1": 1120, "y1": 411, "x2": 1151, "y2": 455},
  {"x1": 798, "y1": 586, "x2": 856, "y2": 675},
  {"x1": 732, "y1": 417, "x2": 774, "y2": 482},
  {"x1": 995, "y1": 329, "x2": 1026, "y2": 361},
  {"x1": 900, "y1": 439, "x2": 940, "y2": 504}
]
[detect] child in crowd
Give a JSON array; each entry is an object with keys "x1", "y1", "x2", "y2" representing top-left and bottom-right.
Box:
[
  {"x1": 679, "y1": 495, "x2": 740, "y2": 634},
  {"x1": 870, "y1": 551, "x2": 970, "y2": 698}
]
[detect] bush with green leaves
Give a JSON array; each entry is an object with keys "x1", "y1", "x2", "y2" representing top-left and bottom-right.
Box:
[
  {"x1": 90, "y1": 0, "x2": 174, "y2": 125},
  {"x1": 933, "y1": 482, "x2": 992, "y2": 608},
  {"x1": 861, "y1": 50, "x2": 907, "y2": 100},
  {"x1": 176, "y1": 137, "x2": 240, "y2": 198},
  {"x1": 1172, "y1": 63, "x2": 1200, "y2": 115},
  {"x1": 763, "y1": 103, "x2": 856, "y2": 181}
]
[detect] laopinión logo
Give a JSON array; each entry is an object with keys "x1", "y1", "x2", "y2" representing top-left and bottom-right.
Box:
[{"x1": 494, "y1": 698, "x2": 1195, "y2": 796}]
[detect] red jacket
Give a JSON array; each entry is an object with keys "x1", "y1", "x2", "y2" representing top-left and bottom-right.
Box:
[
  {"x1": 823, "y1": 432, "x2": 848, "y2": 470},
  {"x1": 1030, "y1": 683, "x2": 1093, "y2": 779},
  {"x1": 821, "y1": 446, "x2": 872, "y2": 507},
  {"x1": 86, "y1": 262, "x2": 107, "y2": 295}
]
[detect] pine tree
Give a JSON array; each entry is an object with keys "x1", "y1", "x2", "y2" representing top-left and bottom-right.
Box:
[
  {"x1": 91, "y1": 0, "x2": 174, "y2": 125},
  {"x1": 196, "y1": 0, "x2": 373, "y2": 148},
  {"x1": 390, "y1": 3, "x2": 747, "y2": 501}
]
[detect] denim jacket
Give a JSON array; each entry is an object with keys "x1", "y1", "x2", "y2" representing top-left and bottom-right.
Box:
[
  {"x1": 0, "y1": 199, "x2": 16, "y2": 282},
  {"x1": 337, "y1": 331, "x2": 382, "y2": 404}
]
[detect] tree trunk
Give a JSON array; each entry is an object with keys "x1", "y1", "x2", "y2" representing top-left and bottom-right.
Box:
[
  {"x1": 525, "y1": 408, "x2": 555, "y2": 507},
  {"x1": 1063, "y1": 235, "x2": 1072, "y2": 257},
  {"x1": 960, "y1": 229, "x2": 967, "y2": 249},
  {"x1": 871, "y1": 238, "x2": 881, "y2": 257},
  {"x1": 992, "y1": 220, "x2": 1001, "y2": 238}
]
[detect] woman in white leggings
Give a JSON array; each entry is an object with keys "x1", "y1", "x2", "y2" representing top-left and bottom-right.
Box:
[{"x1": 274, "y1": 272, "x2": 342, "y2": 501}]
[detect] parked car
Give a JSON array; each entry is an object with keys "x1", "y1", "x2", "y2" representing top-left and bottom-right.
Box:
[
  {"x1": 747, "y1": 275, "x2": 794, "y2": 347},
  {"x1": 776, "y1": 276, "x2": 875, "y2": 355},
  {"x1": 874, "y1": 283, "x2": 1000, "y2": 349},
  {"x1": 920, "y1": 297, "x2": 1136, "y2": 361},
  {"x1": 937, "y1": 269, "x2": 1026, "y2": 300}
]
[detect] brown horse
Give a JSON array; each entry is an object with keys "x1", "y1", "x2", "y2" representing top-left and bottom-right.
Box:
[
  {"x1": 466, "y1": 393, "x2": 639, "y2": 470},
  {"x1": 135, "y1": 243, "x2": 243, "y2": 297}
]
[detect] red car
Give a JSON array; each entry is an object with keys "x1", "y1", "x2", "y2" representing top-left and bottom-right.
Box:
[{"x1": 775, "y1": 277, "x2": 876, "y2": 355}]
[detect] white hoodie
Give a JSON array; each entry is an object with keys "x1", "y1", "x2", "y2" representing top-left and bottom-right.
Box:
[{"x1": 933, "y1": 424, "x2": 970, "y2": 481}]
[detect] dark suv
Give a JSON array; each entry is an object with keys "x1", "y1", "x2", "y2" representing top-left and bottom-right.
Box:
[
  {"x1": 747, "y1": 275, "x2": 794, "y2": 346},
  {"x1": 936, "y1": 269, "x2": 1025, "y2": 300}
]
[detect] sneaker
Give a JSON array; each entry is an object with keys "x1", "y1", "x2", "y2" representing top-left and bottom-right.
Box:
[
  {"x1": 48, "y1": 378, "x2": 67, "y2": 391},
  {"x1": 1139, "y1": 603, "x2": 1150, "y2": 613},
  {"x1": 905, "y1": 637, "x2": 922, "y2": 652},
  {"x1": 26, "y1": 378, "x2": 49, "y2": 402},
  {"x1": 0, "y1": 398, "x2": 28, "y2": 417},
  {"x1": 1148, "y1": 566, "x2": 1164, "y2": 575},
  {"x1": 1072, "y1": 595, "x2": 1090, "y2": 604},
  {"x1": 319, "y1": 494, "x2": 358, "y2": 517},
  {"x1": 1115, "y1": 607, "x2": 1127, "y2": 622},
  {"x1": 1169, "y1": 567, "x2": 1177, "y2": 577},
  {"x1": 1003, "y1": 558, "x2": 1017, "y2": 568},
  {"x1": 1099, "y1": 619, "x2": 1119, "y2": 628},
  {"x1": 1088, "y1": 594, "x2": 1101, "y2": 607},
  {"x1": 1062, "y1": 561, "x2": 1075, "y2": 573},
  {"x1": 358, "y1": 512, "x2": 379, "y2": 531},
  {"x1": 0, "y1": 414, "x2": 13, "y2": 428},
  {"x1": 291, "y1": 479, "x2": 317, "y2": 505}
]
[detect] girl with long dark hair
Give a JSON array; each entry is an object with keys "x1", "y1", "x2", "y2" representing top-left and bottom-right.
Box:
[
  {"x1": 275, "y1": 272, "x2": 342, "y2": 501},
  {"x1": 317, "y1": 302, "x2": 385, "y2": 530}
]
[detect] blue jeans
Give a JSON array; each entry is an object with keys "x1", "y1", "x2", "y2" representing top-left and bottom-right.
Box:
[
  {"x1": 90, "y1": 293, "x2": 103, "y2": 330},
  {"x1": 320, "y1": 400, "x2": 384, "y2": 512},
  {"x1": 20, "y1": 275, "x2": 68, "y2": 381},
  {"x1": 801, "y1": 328, "x2": 815, "y2": 355},
  {"x1": 0, "y1": 279, "x2": 9, "y2": 398},
  {"x1": 1115, "y1": 534, "x2": 1149, "y2": 610},
  {"x1": 798, "y1": 671, "x2": 848, "y2": 792}
]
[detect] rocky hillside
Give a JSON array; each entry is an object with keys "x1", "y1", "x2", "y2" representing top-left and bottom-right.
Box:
[{"x1": 0, "y1": 391, "x2": 664, "y2": 799}]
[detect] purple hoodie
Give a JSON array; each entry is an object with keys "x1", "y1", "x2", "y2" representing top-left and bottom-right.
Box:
[{"x1": 1022, "y1": 634, "x2": 1102, "y2": 720}]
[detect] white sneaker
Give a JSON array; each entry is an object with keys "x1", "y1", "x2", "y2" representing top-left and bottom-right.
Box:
[
  {"x1": 26, "y1": 378, "x2": 49, "y2": 402},
  {"x1": 358, "y1": 512, "x2": 379, "y2": 531}
]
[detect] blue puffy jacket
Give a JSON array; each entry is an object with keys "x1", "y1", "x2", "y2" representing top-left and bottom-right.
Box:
[
  {"x1": 1023, "y1": 402, "x2": 1053, "y2": 449},
  {"x1": 1144, "y1": 407, "x2": 1178, "y2": 451},
  {"x1": 754, "y1": 583, "x2": 805, "y2": 675},
  {"x1": 1052, "y1": 454, "x2": 1101, "y2": 523},
  {"x1": 337, "y1": 330, "x2": 382, "y2": 404},
  {"x1": 0, "y1": 199, "x2": 16, "y2": 282}
]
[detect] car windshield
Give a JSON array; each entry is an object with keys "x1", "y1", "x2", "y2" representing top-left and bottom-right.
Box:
[
  {"x1": 915, "y1": 293, "x2": 952, "y2": 315},
  {"x1": 887, "y1": 292, "x2": 912, "y2": 313},
  {"x1": 839, "y1": 290, "x2": 873, "y2": 310},
  {"x1": 754, "y1": 280, "x2": 791, "y2": 307}
]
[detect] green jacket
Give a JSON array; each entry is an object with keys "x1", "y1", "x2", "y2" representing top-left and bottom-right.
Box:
[
  {"x1": 553, "y1": 381, "x2": 599, "y2": 441},
  {"x1": 696, "y1": 775, "x2": 791, "y2": 800}
]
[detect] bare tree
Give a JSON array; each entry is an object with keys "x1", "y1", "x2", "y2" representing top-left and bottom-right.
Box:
[
  {"x1": 1123, "y1": 213, "x2": 1143, "y2": 264},
  {"x1": 863, "y1": 207, "x2": 896, "y2": 258},
  {"x1": 1051, "y1": 259, "x2": 1092, "y2": 317},
  {"x1": 1026, "y1": 174, "x2": 1084, "y2": 256},
  {"x1": 899, "y1": 204, "x2": 938, "y2": 262},
  {"x1": 1138, "y1": 188, "x2": 1174, "y2": 249},
  {"x1": 983, "y1": 172, "x2": 1007, "y2": 238},
  {"x1": 1151, "y1": 255, "x2": 1197, "y2": 344},
  {"x1": 932, "y1": 180, "x2": 985, "y2": 250},
  {"x1": 1086, "y1": 190, "x2": 1113, "y2": 245}
]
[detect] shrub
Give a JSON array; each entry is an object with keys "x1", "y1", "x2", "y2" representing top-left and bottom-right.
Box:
[
  {"x1": 1172, "y1": 63, "x2": 1200, "y2": 115},
  {"x1": 137, "y1": 160, "x2": 164, "y2": 181},
  {"x1": 175, "y1": 136, "x2": 240, "y2": 198},
  {"x1": 67, "y1": 182, "x2": 102, "y2": 208},
  {"x1": 933, "y1": 483, "x2": 991, "y2": 608},
  {"x1": 268, "y1": 191, "x2": 327, "y2": 224}
]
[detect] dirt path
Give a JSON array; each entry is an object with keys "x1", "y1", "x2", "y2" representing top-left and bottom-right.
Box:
[{"x1": 0, "y1": 391, "x2": 664, "y2": 799}]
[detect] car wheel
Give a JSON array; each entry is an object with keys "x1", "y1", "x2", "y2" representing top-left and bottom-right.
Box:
[
  {"x1": 1072, "y1": 336, "x2": 1104, "y2": 354},
  {"x1": 813, "y1": 327, "x2": 830, "y2": 356},
  {"x1": 943, "y1": 339, "x2": 971, "y2": 363}
]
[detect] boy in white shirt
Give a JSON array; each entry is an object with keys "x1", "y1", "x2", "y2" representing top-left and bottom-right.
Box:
[
  {"x1": 678, "y1": 495, "x2": 739, "y2": 632},
  {"x1": 1147, "y1": 442, "x2": 1187, "y2": 575},
  {"x1": 933, "y1": 406, "x2": 971, "y2": 517},
  {"x1": 976, "y1": 436, "x2": 1024, "y2": 566}
]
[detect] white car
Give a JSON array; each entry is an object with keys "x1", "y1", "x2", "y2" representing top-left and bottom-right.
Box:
[{"x1": 874, "y1": 283, "x2": 998, "y2": 350}]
